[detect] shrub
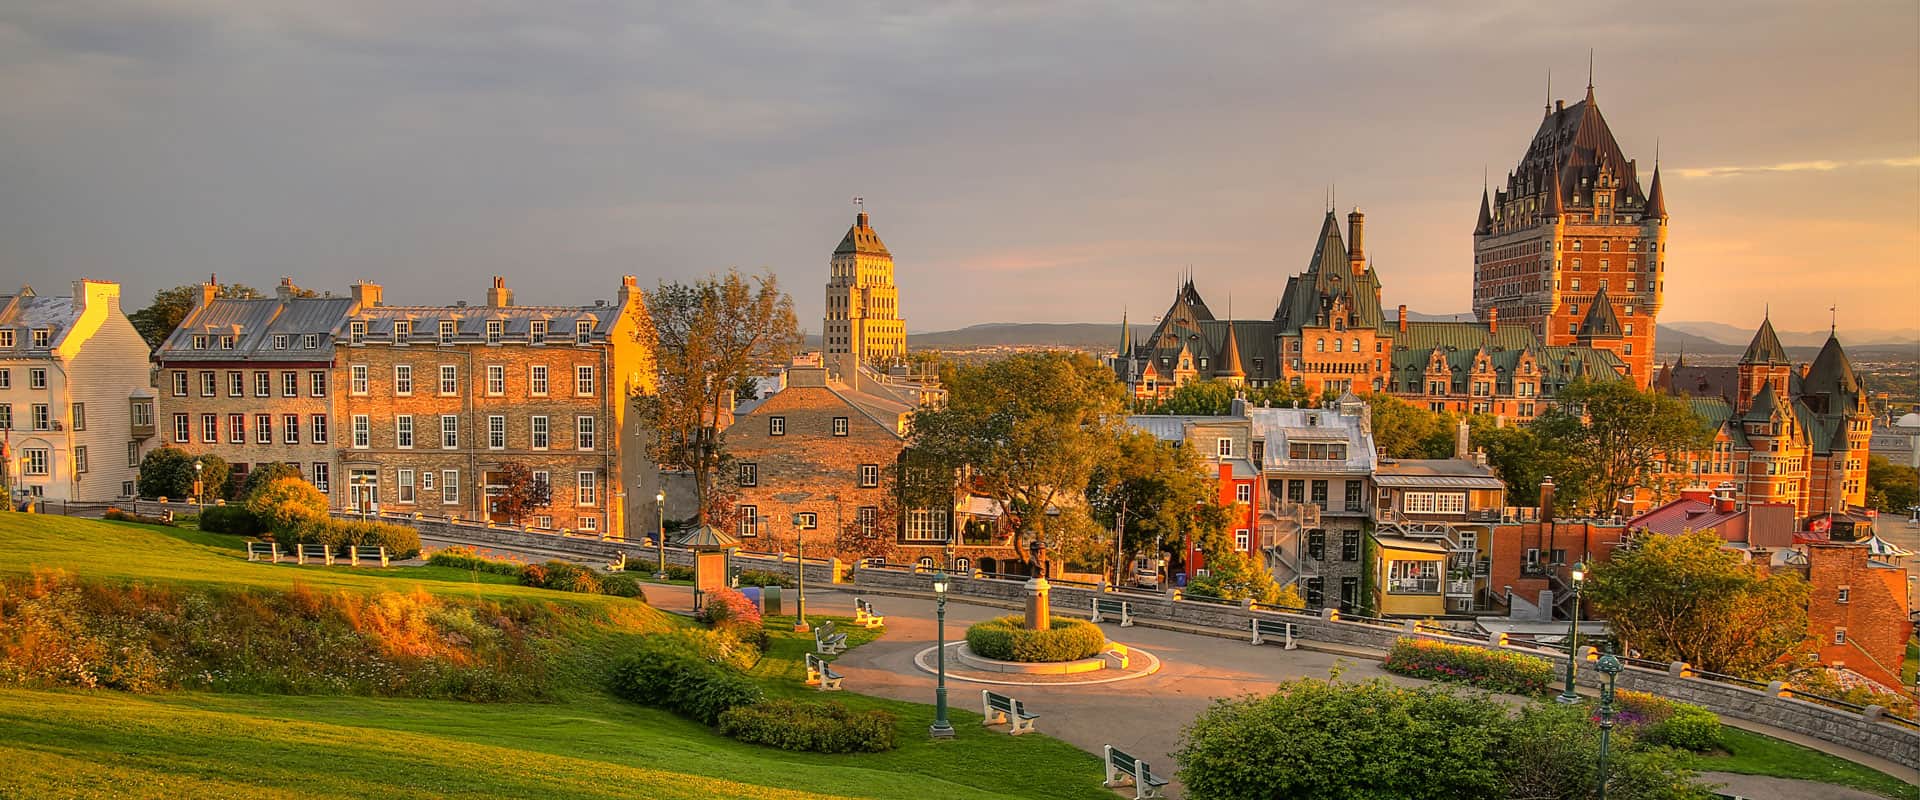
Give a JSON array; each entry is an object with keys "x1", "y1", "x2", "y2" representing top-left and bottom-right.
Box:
[
  {"x1": 521, "y1": 561, "x2": 601, "y2": 594},
  {"x1": 1381, "y1": 637, "x2": 1555, "y2": 696},
  {"x1": 598, "y1": 573, "x2": 647, "y2": 601},
  {"x1": 426, "y1": 546, "x2": 525, "y2": 577},
  {"x1": 102, "y1": 508, "x2": 174, "y2": 527},
  {"x1": 238, "y1": 463, "x2": 304, "y2": 500},
  {"x1": 246, "y1": 478, "x2": 330, "y2": 535},
  {"x1": 1610, "y1": 690, "x2": 1723, "y2": 752},
  {"x1": 735, "y1": 569, "x2": 794, "y2": 588},
  {"x1": 719, "y1": 699, "x2": 895, "y2": 753},
  {"x1": 964, "y1": 615, "x2": 1105, "y2": 662},
  {"x1": 699, "y1": 586, "x2": 762, "y2": 629},
  {"x1": 135, "y1": 448, "x2": 229, "y2": 501},
  {"x1": 1501, "y1": 702, "x2": 1714, "y2": 800},
  {"x1": 623, "y1": 560, "x2": 695, "y2": 581},
  {"x1": 332, "y1": 520, "x2": 423, "y2": 560},
  {"x1": 196, "y1": 505, "x2": 262, "y2": 535},
  {"x1": 609, "y1": 638, "x2": 763, "y2": 725}
]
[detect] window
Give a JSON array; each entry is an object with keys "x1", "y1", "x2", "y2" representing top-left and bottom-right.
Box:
[
  {"x1": 488, "y1": 415, "x2": 506, "y2": 449},
  {"x1": 169, "y1": 370, "x2": 187, "y2": 396},
  {"x1": 73, "y1": 446, "x2": 88, "y2": 474},
  {"x1": 486, "y1": 365, "x2": 504, "y2": 395},
  {"x1": 438, "y1": 320, "x2": 456, "y2": 343},
  {"x1": 1216, "y1": 437, "x2": 1233, "y2": 457},
  {"x1": 1305, "y1": 577, "x2": 1324, "y2": 607},
  {"x1": 530, "y1": 365, "x2": 548, "y2": 395},
  {"x1": 1836, "y1": 586, "x2": 1850, "y2": 604},
  {"x1": 394, "y1": 320, "x2": 411, "y2": 340},
  {"x1": 1833, "y1": 629, "x2": 1847, "y2": 645},
  {"x1": 284, "y1": 414, "x2": 300, "y2": 444},
  {"x1": 577, "y1": 471, "x2": 597, "y2": 506},
  {"x1": 69, "y1": 403, "x2": 85, "y2": 431},
  {"x1": 1236, "y1": 483, "x2": 1252, "y2": 504},
  {"x1": 398, "y1": 469, "x2": 415, "y2": 503},
  {"x1": 310, "y1": 463, "x2": 330, "y2": 493},
  {"x1": 1341, "y1": 531, "x2": 1360, "y2": 562},
  {"x1": 530, "y1": 320, "x2": 547, "y2": 343},
  {"x1": 1311, "y1": 480, "x2": 1329, "y2": 510},
  {"x1": 22, "y1": 448, "x2": 49, "y2": 476},
  {"x1": 351, "y1": 364, "x2": 369, "y2": 395},
  {"x1": 578, "y1": 516, "x2": 598, "y2": 532},
  {"x1": 832, "y1": 417, "x2": 849, "y2": 436},
  {"x1": 486, "y1": 320, "x2": 503, "y2": 344},
  {"x1": 906, "y1": 509, "x2": 949, "y2": 541},
  {"x1": 1388, "y1": 560, "x2": 1440, "y2": 594},
  {"x1": 352, "y1": 415, "x2": 370, "y2": 448},
  {"x1": 738, "y1": 462, "x2": 758, "y2": 487},
  {"x1": 127, "y1": 442, "x2": 141, "y2": 467},
  {"x1": 858, "y1": 506, "x2": 878, "y2": 537},
  {"x1": 769, "y1": 416, "x2": 786, "y2": 436},
  {"x1": 443, "y1": 470, "x2": 460, "y2": 504},
  {"x1": 191, "y1": 334, "x2": 208, "y2": 350},
  {"x1": 575, "y1": 319, "x2": 592, "y2": 343},
  {"x1": 1307, "y1": 530, "x2": 1326, "y2": 560},
  {"x1": 309, "y1": 371, "x2": 327, "y2": 397},
  {"x1": 1344, "y1": 480, "x2": 1362, "y2": 512},
  {"x1": 282, "y1": 371, "x2": 299, "y2": 397},
  {"x1": 302, "y1": 333, "x2": 318, "y2": 349},
  {"x1": 227, "y1": 371, "x2": 244, "y2": 397},
  {"x1": 531, "y1": 416, "x2": 549, "y2": 449},
  {"x1": 0, "y1": 330, "x2": 10, "y2": 348},
  {"x1": 201, "y1": 413, "x2": 218, "y2": 442},
  {"x1": 255, "y1": 414, "x2": 272, "y2": 444},
  {"x1": 1235, "y1": 528, "x2": 1250, "y2": 551},
  {"x1": 439, "y1": 365, "x2": 458, "y2": 395},
  {"x1": 396, "y1": 415, "x2": 414, "y2": 448},
  {"x1": 395, "y1": 365, "x2": 412, "y2": 395},
  {"x1": 738, "y1": 505, "x2": 760, "y2": 538},
  {"x1": 172, "y1": 413, "x2": 190, "y2": 442},
  {"x1": 199, "y1": 371, "x2": 216, "y2": 397},
  {"x1": 420, "y1": 471, "x2": 434, "y2": 491},
  {"x1": 1403, "y1": 491, "x2": 1437, "y2": 513},
  {"x1": 311, "y1": 414, "x2": 328, "y2": 444},
  {"x1": 440, "y1": 415, "x2": 458, "y2": 448},
  {"x1": 576, "y1": 416, "x2": 596, "y2": 450},
  {"x1": 1435, "y1": 493, "x2": 1466, "y2": 514},
  {"x1": 859, "y1": 464, "x2": 880, "y2": 488},
  {"x1": 34, "y1": 330, "x2": 55, "y2": 348},
  {"x1": 1340, "y1": 577, "x2": 1360, "y2": 612},
  {"x1": 575, "y1": 365, "x2": 594, "y2": 396},
  {"x1": 349, "y1": 321, "x2": 366, "y2": 343}
]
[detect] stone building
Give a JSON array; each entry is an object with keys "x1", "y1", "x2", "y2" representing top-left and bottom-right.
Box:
[
  {"x1": 155, "y1": 278, "x2": 359, "y2": 496},
  {"x1": 332, "y1": 277, "x2": 657, "y2": 537},
  {"x1": 823, "y1": 209, "x2": 908, "y2": 367},
  {"x1": 1, "y1": 280, "x2": 153, "y2": 503},
  {"x1": 1473, "y1": 81, "x2": 1667, "y2": 386},
  {"x1": 1251, "y1": 397, "x2": 1378, "y2": 611}
]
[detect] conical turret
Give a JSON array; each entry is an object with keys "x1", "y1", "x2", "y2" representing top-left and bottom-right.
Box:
[
  {"x1": 1218, "y1": 321, "x2": 1246, "y2": 380},
  {"x1": 1474, "y1": 187, "x2": 1494, "y2": 236},
  {"x1": 1645, "y1": 165, "x2": 1668, "y2": 221}
]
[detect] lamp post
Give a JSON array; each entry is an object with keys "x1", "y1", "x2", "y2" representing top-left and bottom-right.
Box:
[
  {"x1": 792, "y1": 512, "x2": 809, "y2": 633},
  {"x1": 1594, "y1": 649, "x2": 1623, "y2": 800},
  {"x1": 192, "y1": 459, "x2": 204, "y2": 507},
  {"x1": 654, "y1": 489, "x2": 667, "y2": 579},
  {"x1": 930, "y1": 571, "x2": 955, "y2": 739},
  {"x1": 1555, "y1": 561, "x2": 1588, "y2": 704},
  {"x1": 944, "y1": 531, "x2": 956, "y2": 573}
]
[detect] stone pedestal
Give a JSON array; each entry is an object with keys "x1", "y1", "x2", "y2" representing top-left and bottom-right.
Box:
[{"x1": 1025, "y1": 576, "x2": 1051, "y2": 630}]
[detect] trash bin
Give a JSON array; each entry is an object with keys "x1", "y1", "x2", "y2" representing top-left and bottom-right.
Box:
[
  {"x1": 740, "y1": 587, "x2": 762, "y2": 609},
  {"x1": 761, "y1": 585, "x2": 782, "y2": 617}
]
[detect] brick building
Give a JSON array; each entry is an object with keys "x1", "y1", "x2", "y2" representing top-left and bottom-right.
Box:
[
  {"x1": 1473, "y1": 82, "x2": 1667, "y2": 386},
  {"x1": 2, "y1": 280, "x2": 154, "y2": 503},
  {"x1": 823, "y1": 209, "x2": 908, "y2": 367},
  {"x1": 155, "y1": 278, "x2": 360, "y2": 496},
  {"x1": 332, "y1": 277, "x2": 657, "y2": 537},
  {"x1": 1804, "y1": 541, "x2": 1911, "y2": 692}
]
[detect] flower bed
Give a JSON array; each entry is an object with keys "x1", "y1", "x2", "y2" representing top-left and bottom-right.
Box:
[
  {"x1": 963, "y1": 615, "x2": 1105, "y2": 663},
  {"x1": 1610, "y1": 690, "x2": 1722, "y2": 752},
  {"x1": 1381, "y1": 636, "x2": 1555, "y2": 696}
]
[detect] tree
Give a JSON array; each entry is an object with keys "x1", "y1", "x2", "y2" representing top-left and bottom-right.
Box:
[
  {"x1": 238, "y1": 462, "x2": 303, "y2": 501},
  {"x1": 638, "y1": 269, "x2": 801, "y2": 526},
  {"x1": 1865, "y1": 455, "x2": 1919, "y2": 514},
  {"x1": 1531, "y1": 379, "x2": 1714, "y2": 515},
  {"x1": 910, "y1": 351, "x2": 1124, "y2": 569},
  {"x1": 1085, "y1": 429, "x2": 1219, "y2": 581},
  {"x1": 246, "y1": 477, "x2": 329, "y2": 535},
  {"x1": 127, "y1": 283, "x2": 266, "y2": 349},
  {"x1": 491, "y1": 462, "x2": 552, "y2": 525},
  {"x1": 1500, "y1": 704, "x2": 1713, "y2": 800},
  {"x1": 1586, "y1": 531, "x2": 1810, "y2": 678},
  {"x1": 1132, "y1": 379, "x2": 1308, "y2": 415},
  {"x1": 1367, "y1": 394, "x2": 1459, "y2": 459},
  {"x1": 135, "y1": 447, "x2": 228, "y2": 501},
  {"x1": 1469, "y1": 415, "x2": 1545, "y2": 507}
]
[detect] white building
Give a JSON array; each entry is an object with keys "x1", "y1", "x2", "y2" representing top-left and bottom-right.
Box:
[
  {"x1": 1870, "y1": 409, "x2": 1920, "y2": 469},
  {"x1": 1, "y1": 281, "x2": 155, "y2": 504}
]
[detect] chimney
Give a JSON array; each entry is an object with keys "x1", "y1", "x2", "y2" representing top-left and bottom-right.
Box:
[
  {"x1": 617, "y1": 274, "x2": 639, "y2": 309},
  {"x1": 1555, "y1": 99, "x2": 1565, "y2": 112},
  {"x1": 486, "y1": 276, "x2": 513, "y2": 308},
  {"x1": 195, "y1": 275, "x2": 219, "y2": 308},
  {"x1": 1487, "y1": 307, "x2": 1498, "y2": 334},
  {"x1": 1713, "y1": 485, "x2": 1737, "y2": 514},
  {"x1": 1539, "y1": 476, "x2": 1556, "y2": 524},
  {"x1": 1454, "y1": 418, "x2": 1470, "y2": 460},
  {"x1": 1346, "y1": 208, "x2": 1366, "y2": 274},
  {"x1": 276, "y1": 277, "x2": 296, "y2": 300},
  {"x1": 71, "y1": 279, "x2": 118, "y2": 313},
  {"x1": 349, "y1": 281, "x2": 383, "y2": 310},
  {"x1": 1398, "y1": 304, "x2": 1408, "y2": 333}
]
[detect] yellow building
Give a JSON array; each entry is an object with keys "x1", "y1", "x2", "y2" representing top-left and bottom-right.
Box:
[
  {"x1": 1372, "y1": 534, "x2": 1449, "y2": 618},
  {"x1": 822, "y1": 209, "x2": 907, "y2": 366}
]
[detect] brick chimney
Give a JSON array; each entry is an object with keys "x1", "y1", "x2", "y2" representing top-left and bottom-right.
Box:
[
  {"x1": 1488, "y1": 307, "x2": 1498, "y2": 334},
  {"x1": 195, "y1": 274, "x2": 219, "y2": 308},
  {"x1": 349, "y1": 281, "x2": 383, "y2": 310},
  {"x1": 1713, "y1": 484, "x2": 1737, "y2": 514},
  {"x1": 1346, "y1": 208, "x2": 1366, "y2": 275},
  {"x1": 1539, "y1": 476, "x2": 1556, "y2": 524},
  {"x1": 616, "y1": 274, "x2": 639, "y2": 309},
  {"x1": 486, "y1": 276, "x2": 513, "y2": 308},
  {"x1": 1398, "y1": 304, "x2": 1408, "y2": 333}
]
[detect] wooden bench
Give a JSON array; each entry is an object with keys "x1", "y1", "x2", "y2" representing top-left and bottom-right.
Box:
[
  {"x1": 346, "y1": 545, "x2": 389, "y2": 567},
  {"x1": 295, "y1": 543, "x2": 334, "y2": 566},
  {"x1": 804, "y1": 652, "x2": 844, "y2": 691},
  {"x1": 981, "y1": 690, "x2": 1039, "y2": 735},
  {"x1": 1092, "y1": 597, "x2": 1134, "y2": 627},
  {"x1": 1251, "y1": 618, "x2": 1297, "y2": 649},
  {"x1": 814, "y1": 620, "x2": 848, "y2": 655},
  {"x1": 1105, "y1": 642, "x2": 1131, "y2": 669},
  {"x1": 853, "y1": 598, "x2": 885, "y2": 629},
  {"x1": 1103, "y1": 745, "x2": 1169, "y2": 799},
  {"x1": 245, "y1": 541, "x2": 281, "y2": 564}
]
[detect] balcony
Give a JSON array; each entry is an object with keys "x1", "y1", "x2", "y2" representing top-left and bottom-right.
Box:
[
  {"x1": 1387, "y1": 578, "x2": 1441, "y2": 595},
  {"x1": 1445, "y1": 579, "x2": 1475, "y2": 597}
]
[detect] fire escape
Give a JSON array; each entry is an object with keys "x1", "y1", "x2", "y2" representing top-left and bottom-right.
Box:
[{"x1": 1260, "y1": 499, "x2": 1321, "y2": 589}]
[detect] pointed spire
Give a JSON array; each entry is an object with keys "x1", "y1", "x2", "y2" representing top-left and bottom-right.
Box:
[
  {"x1": 1120, "y1": 308, "x2": 1132, "y2": 357},
  {"x1": 1475, "y1": 184, "x2": 1494, "y2": 236},
  {"x1": 1645, "y1": 163, "x2": 1668, "y2": 220},
  {"x1": 1586, "y1": 48, "x2": 1595, "y2": 99},
  {"x1": 1577, "y1": 287, "x2": 1622, "y2": 339},
  {"x1": 1545, "y1": 69, "x2": 1553, "y2": 117},
  {"x1": 1219, "y1": 319, "x2": 1246, "y2": 377},
  {"x1": 1740, "y1": 313, "x2": 1791, "y2": 366}
]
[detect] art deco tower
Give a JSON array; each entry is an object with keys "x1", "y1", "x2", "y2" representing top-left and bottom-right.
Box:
[{"x1": 823, "y1": 209, "x2": 907, "y2": 365}]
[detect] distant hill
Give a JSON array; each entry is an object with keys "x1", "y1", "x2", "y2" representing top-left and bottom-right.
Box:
[{"x1": 1663, "y1": 320, "x2": 1919, "y2": 348}]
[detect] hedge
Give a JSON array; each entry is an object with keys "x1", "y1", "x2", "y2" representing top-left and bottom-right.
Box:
[
  {"x1": 964, "y1": 615, "x2": 1105, "y2": 662},
  {"x1": 719, "y1": 699, "x2": 895, "y2": 753},
  {"x1": 734, "y1": 569, "x2": 794, "y2": 588},
  {"x1": 425, "y1": 547, "x2": 526, "y2": 577},
  {"x1": 521, "y1": 561, "x2": 601, "y2": 594},
  {"x1": 1380, "y1": 637, "x2": 1555, "y2": 696},
  {"x1": 197, "y1": 506, "x2": 262, "y2": 535},
  {"x1": 278, "y1": 516, "x2": 422, "y2": 560},
  {"x1": 610, "y1": 638, "x2": 763, "y2": 725}
]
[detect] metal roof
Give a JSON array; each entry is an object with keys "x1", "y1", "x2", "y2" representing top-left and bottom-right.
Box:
[{"x1": 159, "y1": 296, "x2": 356, "y2": 362}]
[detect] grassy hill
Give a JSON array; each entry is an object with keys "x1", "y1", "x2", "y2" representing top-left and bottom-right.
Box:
[{"x1": 0, "y1": 515, "x2": 1109, "y2": 799}]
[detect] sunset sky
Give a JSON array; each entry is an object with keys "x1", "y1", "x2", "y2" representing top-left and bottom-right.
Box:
[{"x1": 2, "y1": 2, "x2": 1915, "y2": 338}]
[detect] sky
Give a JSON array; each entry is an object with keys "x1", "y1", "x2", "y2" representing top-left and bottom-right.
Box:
[{"x1": 2, "y1": 1, "x2": 1916, "y2": 340}]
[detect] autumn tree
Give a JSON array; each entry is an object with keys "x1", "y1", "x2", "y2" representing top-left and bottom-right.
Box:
[
  {"x1": 1530, "y1": 379, "x2": 1713, "y2": 514},
  {"x1": 1086, "y1": 428, "x2": 1220, "y2": 581},
  {"x1": 1133, "y1": 379, "x2": 1308, "y2": 415},
  {"x1": 910, "y1": 351, "x2": 1123, "y2": 570},
  {"x1": 1865, "y1": 454, "x2": 1919, "y2": 514},
  {"x1": 637, "y1": 269, "x2": 801, "y2": 526},
  {"x1": 128, "y1": 283, "x2": 271, "y2": 349},
  {"x1": 1585, "y1": 531, "x2": 1810, "y2": 678},
  {"x1": 491, "y1": 462, "x2": 553, "y2": 525}
]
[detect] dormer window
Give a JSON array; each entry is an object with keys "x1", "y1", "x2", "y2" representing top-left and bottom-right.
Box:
[
  {"x1": 0, "y1": 330, "x2": 10, "y2": 348},
  {"x1": 438, "y1": 320, "x2": 456, "y2": 344},
  {"x1": 349, "y1": 321, "x2": 366, "y2": 343},
  {"x1": 273, "y1": 334, "x2": 290, "y2": 350},
  {"x1": 32, "y1": 328, "x2": 52, "y2": 348},
  {"x1": 395, "y1": 320, "x2": 411, "y2": 339},
  {"x1": 220, "y1": 334, "x2": 236, "y2": 350},
  {"x1": 486, "y1": 320, "x2": 503, "y2": 344},
  {"x1": 1199, "y1": 357, "x2": 1209, "y2": 370},
  {"x1": 302, "y1": 333, "x2": 318, "y2": 349},
  {"x1": 575, "y1": 319, "x2": 592, "y2": 344},
  {"x1": 531, "y1": 320, "x2": 547, "y2": 343},
  {"x1": 191, "y1": 334, "x2": 209, "y2": 350}
]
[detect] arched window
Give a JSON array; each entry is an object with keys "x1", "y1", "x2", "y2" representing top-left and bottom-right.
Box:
[
  {"x1": 955, "y1": 557, "x2": 972, "y2": 573},
  {"x1": 917, "y1": 556, "x2": 935, "y2": 572},
  {"x1": 1351, "y1": 338, "x2": 1360, "y2": 352},
  {"x1": 1316, "y1": 339, "x2": 1326, "y2": 353}
]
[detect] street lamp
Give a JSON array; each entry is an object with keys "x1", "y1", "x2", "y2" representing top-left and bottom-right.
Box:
[
  {"x1": 654, "y1": 489, "x2": 667, "y2": 580},
  {"x1": 1555, "y1": 561, "x2": 1588, "y2": 704},
  {"x1": 944, "y1": 530, "x2": 956, "y2": 573},
  {"x1": 1594, "y1": 649, "x2": 1624, "y2": 800},
  {"x1": 192, "y1": 459, "x2": 204, "y2": 507},
  {"x1": 930, "y1": 571, "x2": 955, "y2": 739},
  {"x1": 792, "y1": 512, "x2": 810, "y2": 633}
]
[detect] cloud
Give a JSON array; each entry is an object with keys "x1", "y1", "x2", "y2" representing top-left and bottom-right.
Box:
[{"x1": 1676, "y1": 156, "x2": 1920, "y2": 179}]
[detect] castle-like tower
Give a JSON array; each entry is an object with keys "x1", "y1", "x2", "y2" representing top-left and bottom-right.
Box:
[
  {"x1": 823, "y1": 209, "x2": 907, "y2": 365},
  {"x1": 1474, "y1": 81, "x2": 1666, "y2": 386}
]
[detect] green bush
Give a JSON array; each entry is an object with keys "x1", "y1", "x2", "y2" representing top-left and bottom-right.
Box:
[
  {"x1": 598, "y1": 573, "x2": 646, "y2": 600},
  {"x1": 196, "y1": 506, "x2": 262, "y2": 535},
  {"x1": 239, "y1": 463, "x2": 304, "y2": 500},
  {"x1": 1641, "y1": 704, "x2": 1722, "y2": 753},
  {"x1": 426, "y1": 546, "x2": 525, "y2": 577},
  {"x1": 718, "y1": 699, "x2": 895, "y2": 753},
  {"x1": 521, "y1": 561, "x2": 602, "y2": 594},
  {"x1": 135, "y1": 448, "x2": 229, "y2": 501},
  {"x1": 609, "y1": 638, "x2": 763, "y2": 725},
  {"x1": 246, "y1": 478, "x2": 330, "y2": 535},
  {"x1": 271, "y1": 515, "x2": 421, "y2": 560},
  {"x1": 624, "y1": 560, "x2": 695, "y2": 581},
  {"x1": 1381, "y1": 637, "x2": 1555, "y2": 696},
  {"x1": 103, "y1": 508, "x2": 174, "y2": 527},
  {"x1": 734, "y1": 569, "x2": 794, "y2": 588},
  {"x1": 964, "y1": 615, "x2": 1105, "y2": 662}
]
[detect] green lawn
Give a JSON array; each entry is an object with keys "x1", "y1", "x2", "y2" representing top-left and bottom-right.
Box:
[
  {"x1": 0, "y1": 514, "x2": 1109, "y2": 799},
  {"x1": 1685, "y1": 727, "x2": 1919, "y2": 800}
]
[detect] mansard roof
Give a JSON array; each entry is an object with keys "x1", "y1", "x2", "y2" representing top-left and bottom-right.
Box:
[
  {"x1": 158, "y1": 295, "x2": 357, "y2": 362},
  {"x1": 1274, "y1": 211, "x2": 1385, "y2": 335},
  {"x1": 1739, "y1": 316, "x2": 1791, "y2": 366},
  {"x1": 834, "y1": 211, "x2": 891, "y2": 257},
  {"x1": 1513, "y1": 89, "x2": 1650, "y2": 215}
]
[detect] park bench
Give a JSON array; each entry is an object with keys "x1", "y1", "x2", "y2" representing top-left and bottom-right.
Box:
[
  {"x1": 1251, "y1": 618, "x2": 1297, "y2": 649},
  {"x1": 981, "y1": 690, "x2": 1039, "y2": 735},
  {"x1": 804, "y1": 652, "x2": 844, "y2": 691},
  {"x1": 1103, "y1": 745, "x2": 1169, "y2": 799},
  {"x1": 1092, "y1": 597, "x2": 1134, "y2": 627},
  {"x1": 245, "y1": 541, "x2": 281, "y2": 564},
  {"x1": 854, "y1": 598, "x2": 885, "y2": 629},
  {"x1": 1105, "y1": 642, "x2": 1131, "y2": 669},
  {"x1": 295, "y1": 543, "x2": 334, "y2": 566},
  {"x1": 814, "y1": 620, "x2": 848, "y2": 655},
  {"x1": 346, "y1": 545, "x2": 389, "y2": 568}
]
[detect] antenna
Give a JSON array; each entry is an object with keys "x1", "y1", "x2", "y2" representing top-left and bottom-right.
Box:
[
  {"x1": 1587, "y1": 49, "x2": 1594, "y2": 92},
  {"x1": 1545, "y1": 70, "x2": 1552, "y2": 112},
  {"x1": 853, "y1": 196, "x2": 865, "y2": 213}
]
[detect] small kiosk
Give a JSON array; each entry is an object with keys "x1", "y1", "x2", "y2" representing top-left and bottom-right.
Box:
[{"x1": 677, "y1": 524, "x2": 740, "y2": 613}]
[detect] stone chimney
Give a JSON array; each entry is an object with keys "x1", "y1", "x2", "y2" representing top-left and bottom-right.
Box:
[
  {"x1": 1539, "y1": 476, "x2": 1556, "y2": 525},
  {"x1": 1454, "y1": 417, "x2": 1470, "y2": 460},
  {"x1": 195, "y1": 275, "x2": 219, "y2": 308},
  {"x1": 616, "y1": 275, "x2": 638, "y2": 309},
  {"x1": 1488, "y1": 307, "x2": 1498, "y2": 334},
  {"x1": 1346, "y1": 208, "x2": 1366, "y2": 275},
  {"x1": 72, "y1": 279, "x2": 119, "y2": 313},
  {"x1": 486, "y1": 276, "x2": 513, "y2": 308},
  {"x1": 1398, "y1": 304, "x2": 1409, "y2": 333},
  {"x1": 276, "y1": 277, "x2": 296, "y2": 300},
  {"x1": 349, "y1": 281, "x2": 383, "y2": 310}
]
